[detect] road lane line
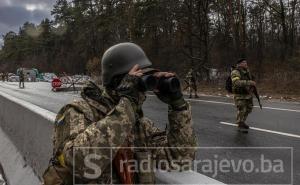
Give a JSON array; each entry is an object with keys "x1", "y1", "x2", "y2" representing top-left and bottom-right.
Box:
[
  {"x1": 258, "y1": 106, "x2": 300, "y2": 112},
  {"x1": 147, "y1": 95, "x2": 300, "y2": 113},
  {"x1": 186, "y1": 98, "x2": 300, "y2": 113},
  {"x1": 220, "y1": 121, "x2": 300, "y2": 139}
]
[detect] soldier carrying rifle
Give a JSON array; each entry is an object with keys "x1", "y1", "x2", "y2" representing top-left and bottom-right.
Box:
[{"x1": 231, "y1": 58, "x2": 261, "y2": 133}]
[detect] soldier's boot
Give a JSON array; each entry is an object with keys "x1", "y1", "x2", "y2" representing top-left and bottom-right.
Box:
[
  {"x1": 238, "y1": 122, "x2": 249, "y2": 133},
  {"x1": 195, "y1": 94, "x2": 199, "y2": 98}
]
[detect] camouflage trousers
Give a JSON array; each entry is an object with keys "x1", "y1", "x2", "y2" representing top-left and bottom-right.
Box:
[
  {"x1": 234, "y1": 98, "x2": 253, "y2": 124},
  {"x1": 188, "y1": 81, "x2": 198, "y2": 98},
  {"x1": 19, "y1": 80, "x2": 24, "y2": 88}
]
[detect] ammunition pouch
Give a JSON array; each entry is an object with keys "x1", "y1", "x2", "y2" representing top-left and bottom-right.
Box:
[
  {"x1": 43, "y1": 162, "x2": 72, "y2": 185},
  {"x1": 43, "y1": 159, "x2": 93, "y2": 185}
]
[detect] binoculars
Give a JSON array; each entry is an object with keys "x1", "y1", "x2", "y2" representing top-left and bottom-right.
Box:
[{"x1": 138, "y1": 75, "x2": 181, "y2": 92}]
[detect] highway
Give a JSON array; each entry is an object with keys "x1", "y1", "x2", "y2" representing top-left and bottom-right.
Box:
[{"x1": 0, "y1": 81, "x2": 299, "y2": 184}]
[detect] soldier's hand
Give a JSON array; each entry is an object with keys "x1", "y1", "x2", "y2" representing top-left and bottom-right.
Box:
[
  {"x1": 117, "y1": 65, "x2": 145, "y2": 111},
  {"x1": 248, "y1": 80, "x2": 256, "y2": 86},
  {"x1": 153, "y1": 72, "x2": 186, "y2": 110}
]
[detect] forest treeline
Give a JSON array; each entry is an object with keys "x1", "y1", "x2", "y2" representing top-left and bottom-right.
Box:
[{"x1": 0, "y1": 0, "x2": 300, "y2": 89}]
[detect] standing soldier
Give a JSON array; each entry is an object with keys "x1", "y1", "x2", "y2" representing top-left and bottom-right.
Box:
[
  {"x1": 231, "y1": 58, "x2": 256, "y2": 133},
  {"x1": 19, "y1": 68, "x2": 25, "y2": 88},
  {"x1": 43, "y1": 43, "x2": 197, "y2": 185},
  {"x1": 1, "y1": 73, "x2": 4, "y2": 82},
  {"x1": 5, "y1": 72, "x2": 9, "y2": 82},
  {"x1": 185, "y1": 68, "x2": 199, "y2": 98}
]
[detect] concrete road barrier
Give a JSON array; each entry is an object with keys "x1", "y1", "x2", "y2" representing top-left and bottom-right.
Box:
[
  {"x1": 0, "y1": 91, "x2": 226, "y2": 185},
  {"x1": 0, "y1": 91, "x2": 55, "y2": 183},
  {"x1": 0, "y1": 126, "x2": 40, "y2": 185}
]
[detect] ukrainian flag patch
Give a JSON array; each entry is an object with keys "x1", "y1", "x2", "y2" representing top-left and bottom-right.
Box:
[{"x1": 55, "y1": 115, "x2": 65, "y2": 125}]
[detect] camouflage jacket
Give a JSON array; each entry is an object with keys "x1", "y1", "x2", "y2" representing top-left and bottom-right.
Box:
[
  {"x1": 231, "y1": 68, "x2": 253, "y2": 100},
  {"x1": 53, "y1": 81, "x2": 197, "y2": 184},
  {"x1": 185, "y1": 70, "x2": 198, "y2": 82},
  {"x1": 19, "y1": 71, "x2": 24, "y2": 80}
]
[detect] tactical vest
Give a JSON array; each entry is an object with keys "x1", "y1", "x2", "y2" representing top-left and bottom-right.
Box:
[
  {"x1": 44, "y1": 88, "x2": 155, "y2": 185},
  {"x1": 44, "y1": 95, "x2": 114, "y2": 185},
  {"x1": 232, "y1": 68, "x2": 252, "y2": 95}
]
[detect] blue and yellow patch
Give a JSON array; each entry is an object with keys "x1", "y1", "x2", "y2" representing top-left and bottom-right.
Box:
[{"x1": 55, "y1": 115, "x2": 65, "y2": 125}]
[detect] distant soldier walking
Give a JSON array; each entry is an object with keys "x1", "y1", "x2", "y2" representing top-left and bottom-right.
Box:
[
  {"x1": 1, "y1": 73, "x2": 4, "y2": 82},
  {"x1": 185, "y1": 68, "x2": 199, "y2": 98},
  {"x1": 5, "y1": 72, "x2": 9, "y2": 82},
  {"x1": 18, "y1": 68, "x2": 25, "y2": 88},
  {"x1": 231, "y1": 58, "x2": 256, "y2": 132}
]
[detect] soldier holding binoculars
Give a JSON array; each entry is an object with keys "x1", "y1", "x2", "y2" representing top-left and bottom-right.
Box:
[{"x1": 43, "y1": 43, "x2": 197, "y2": 185}]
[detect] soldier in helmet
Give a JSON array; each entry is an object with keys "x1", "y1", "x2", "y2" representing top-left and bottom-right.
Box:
[
  {"x1": 185, "y1": 68, "x2": 199, "y2": 98},
  {"x1": 43, "y1": 43, "x2": 197, "y2": 185},
  {"x1": 231, "y1": 58, "x2": 256, "y2": 133}
]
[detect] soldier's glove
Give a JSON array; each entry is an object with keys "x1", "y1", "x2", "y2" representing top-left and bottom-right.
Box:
[
  {"x1": 117, "y1": 74, "x2": 145, "y2": 112},
  {"x1": 154, "y1": 87, "x2": 187, "y2": 111}
]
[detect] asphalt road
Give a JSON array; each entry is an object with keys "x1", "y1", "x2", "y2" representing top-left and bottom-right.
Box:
[{"x1": 0, "y1": 82, "x2": 299, "y2": 185}]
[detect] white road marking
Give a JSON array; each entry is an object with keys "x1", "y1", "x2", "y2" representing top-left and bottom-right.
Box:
[
  {"x1": 185, "y1": 98, "x2": 234, "y2": 105},
  {"x1": 258, "y1": 106, "x2": 300, "y2": 112},
  {"x1": 220, "y1": 121, "x2": 300, "y2": 139},
  {"x1": 147, "y1": 95, "x2": 300, "y2": 113}
]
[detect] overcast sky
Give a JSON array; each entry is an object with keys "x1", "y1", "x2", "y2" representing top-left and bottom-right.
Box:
[{"x1": 0, "y1": 0, "x2": 56, "y2": 46}]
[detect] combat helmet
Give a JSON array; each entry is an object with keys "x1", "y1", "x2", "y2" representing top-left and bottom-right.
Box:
[{"x1": 101, "y1": 42, "x2": 152, "y2": 86}]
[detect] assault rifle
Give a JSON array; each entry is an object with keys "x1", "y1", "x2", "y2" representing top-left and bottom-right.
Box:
[
  {"x1": 251, "y1": 86, "x2": 262, "y2": 109},
  {"x1": 246, "y1": 73, "x2": 262, "y2": 110},
  {"x1": 183, "y1": 79, "x2": 191, "y2": 91}
]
